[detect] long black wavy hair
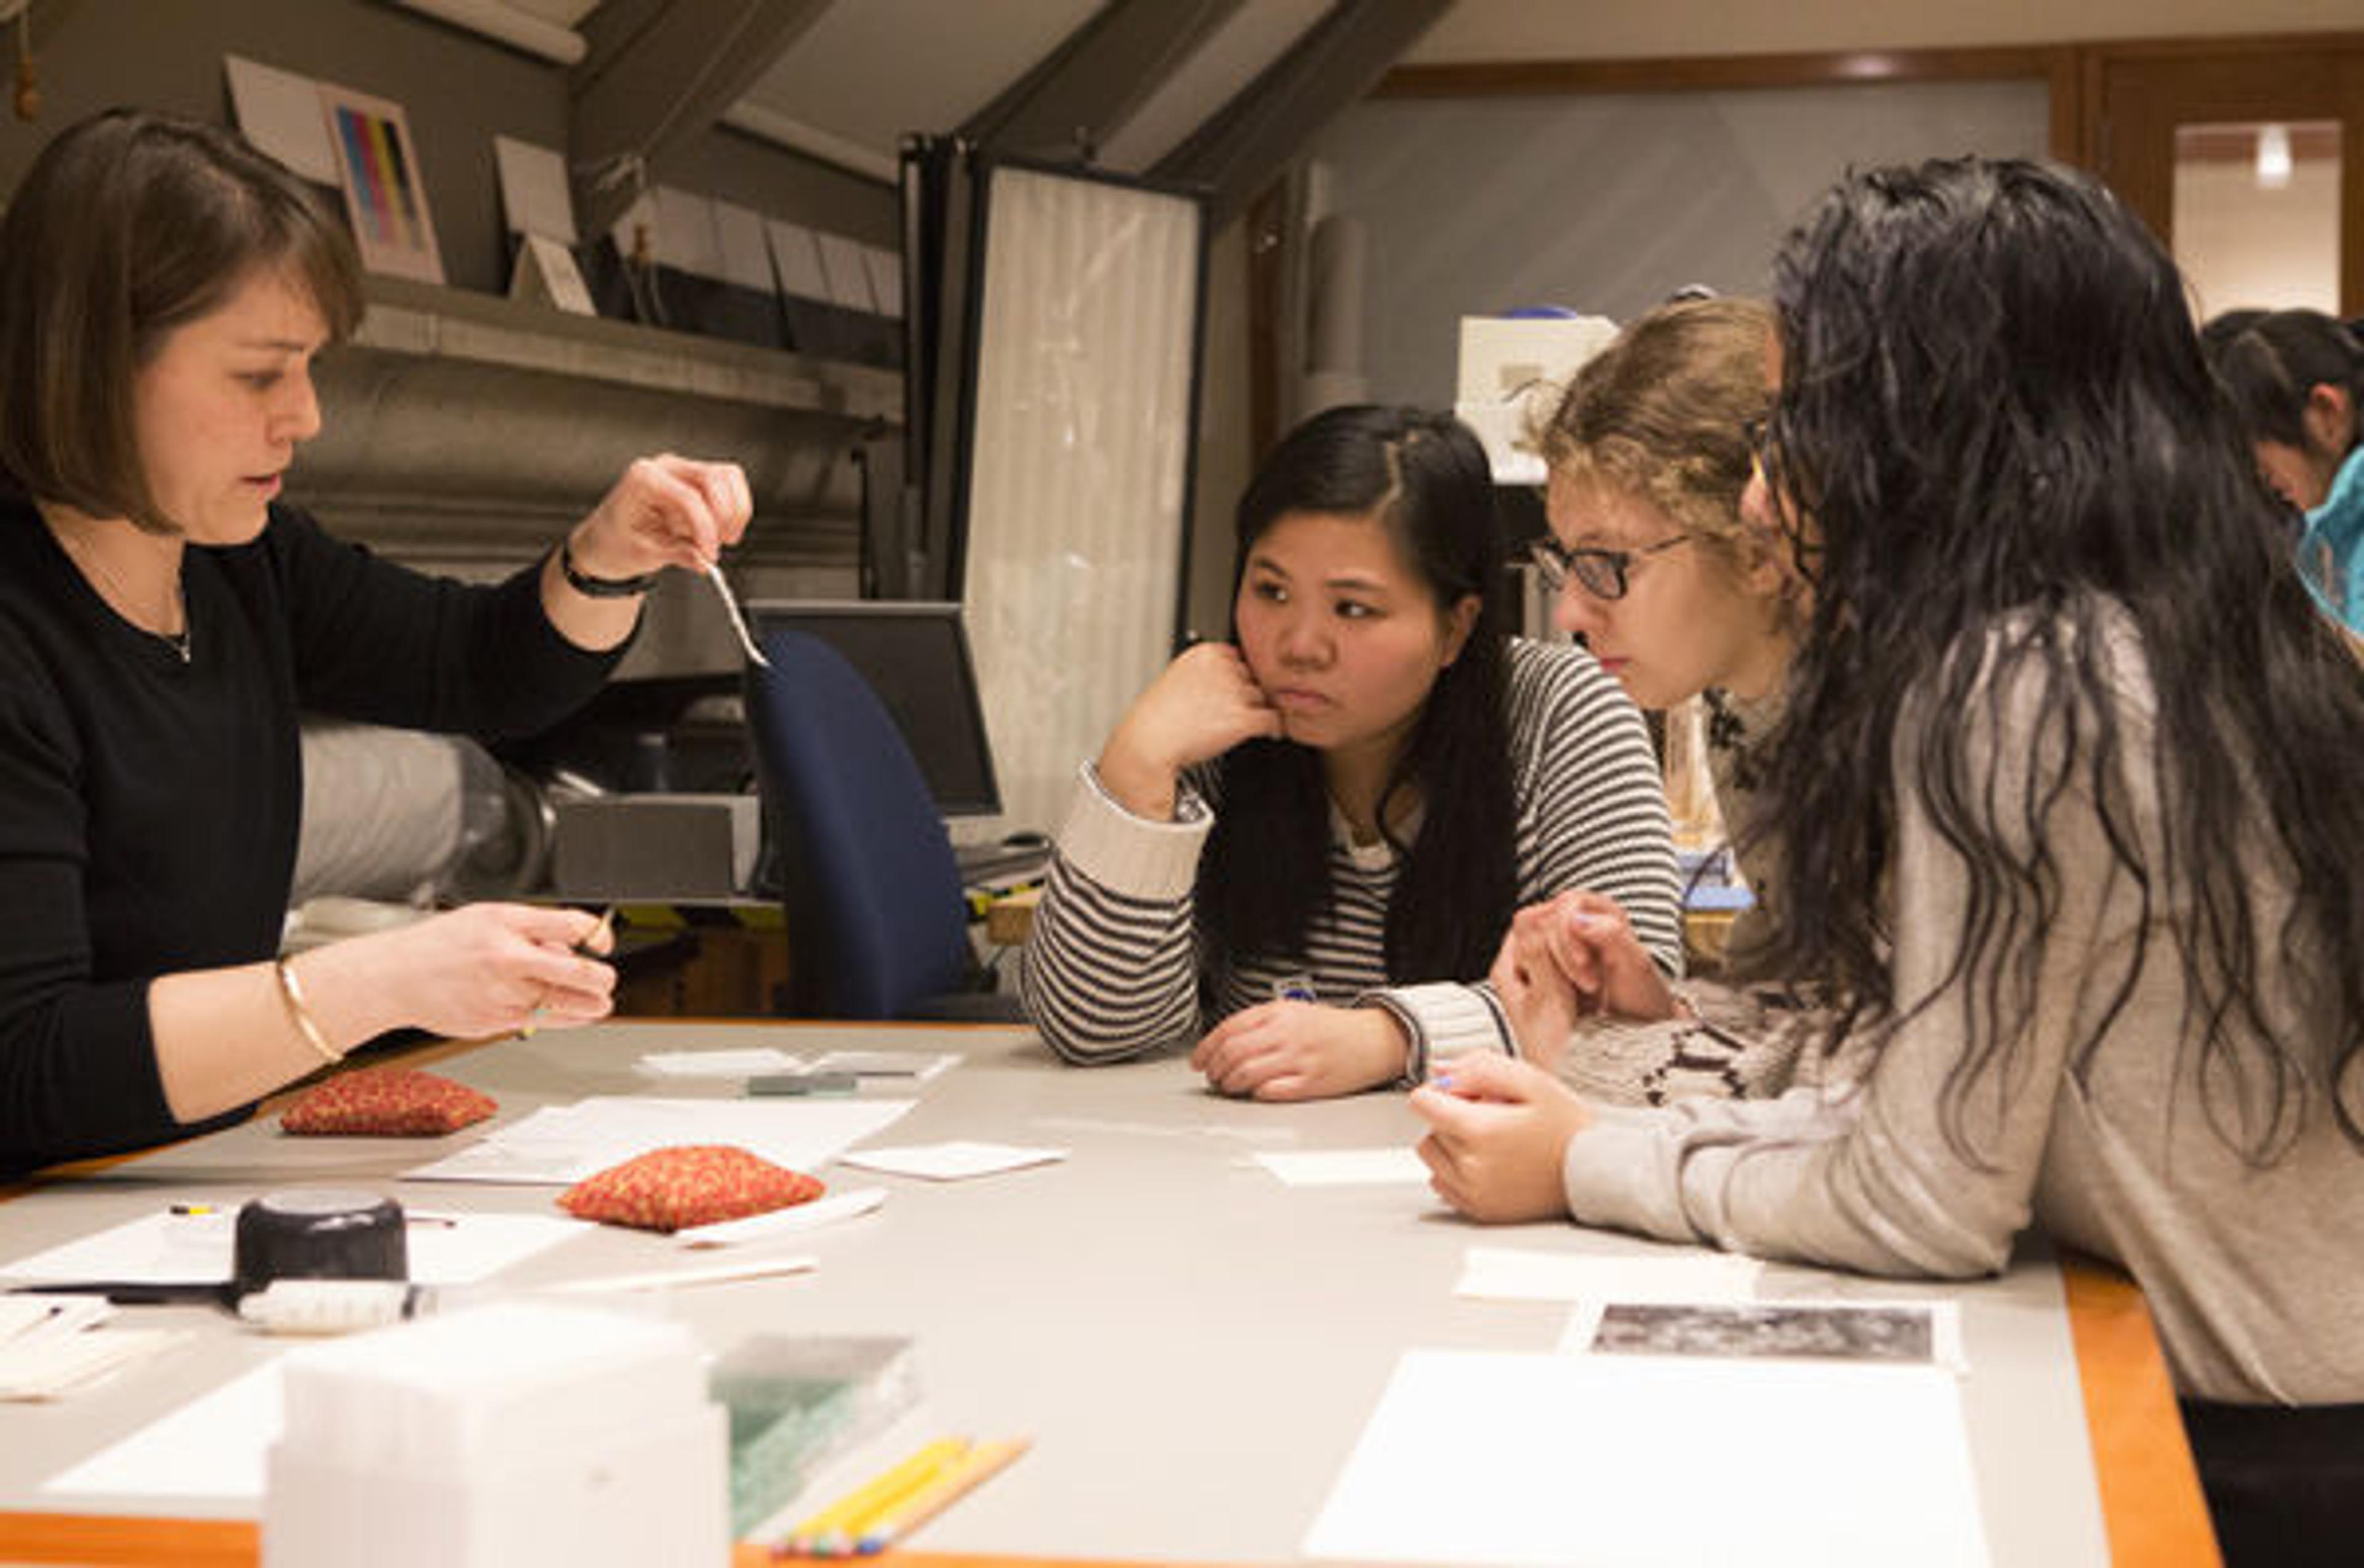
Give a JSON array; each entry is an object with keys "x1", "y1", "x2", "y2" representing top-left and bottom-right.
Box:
[
  {"x1": 1197, "y1": 404, "x2": 1517, "y2": 983},
  {"x1": 1750, "y1": 157, "x2": 2364, "y2": 1160}
]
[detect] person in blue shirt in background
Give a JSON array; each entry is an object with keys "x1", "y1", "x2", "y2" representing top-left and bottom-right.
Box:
[{"x1": 2203, "y1": 308, "x2": 2364, "y2": 636}]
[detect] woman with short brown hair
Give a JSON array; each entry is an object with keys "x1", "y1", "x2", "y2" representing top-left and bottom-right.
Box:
[{"x1": 0, "y1": 109, "x2": 754, "y2": 1172}]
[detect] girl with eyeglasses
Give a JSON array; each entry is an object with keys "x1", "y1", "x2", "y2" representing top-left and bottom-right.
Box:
[
  {"x1": 1507, "y1": 297, "x2": 1828, "y2": 1104},
  {"x1": 1019, "y1": 403, "x2": 1684, "y2": 1101},
  {"x1": 1410, "y1": 158, "x2": 2364, "y2": 1564}
]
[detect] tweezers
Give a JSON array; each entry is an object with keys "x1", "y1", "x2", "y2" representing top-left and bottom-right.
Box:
[{"x1": 704, "y1": 558, "x2": 771, "y2": 668}]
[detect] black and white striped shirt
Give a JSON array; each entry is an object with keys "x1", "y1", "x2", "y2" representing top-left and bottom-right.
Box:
[{"x1": 1019, "y1": 638, "x2": 1683, "y2": 1070}]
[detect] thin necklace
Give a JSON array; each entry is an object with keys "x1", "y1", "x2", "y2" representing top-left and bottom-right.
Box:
[{"x1": 58, "y1": 529, "x2": 191, "y2": 664}]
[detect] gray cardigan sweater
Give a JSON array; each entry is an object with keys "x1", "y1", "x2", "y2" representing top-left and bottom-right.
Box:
[{"x1": 1559, "y1": 608, "x2": 2364, "y2": 1405}]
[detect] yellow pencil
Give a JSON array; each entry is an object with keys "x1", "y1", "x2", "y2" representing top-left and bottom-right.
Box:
[
  {"x1": 780, "y1": 1437, "x2": 968, "y2": 1556},
  {"x1": 849, "y1": 1436, "x2": 1031, "y2": 1554}
]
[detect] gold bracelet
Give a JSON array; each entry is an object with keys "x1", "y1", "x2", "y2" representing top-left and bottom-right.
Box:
[{"x1": 274, "y1": 959, "x2": 344, "y2": 1065}]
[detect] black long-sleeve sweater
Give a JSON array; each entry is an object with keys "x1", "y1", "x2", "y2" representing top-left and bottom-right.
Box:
[{"x1": 0, "y1": 492, "x2": 623, "y2": 1172}]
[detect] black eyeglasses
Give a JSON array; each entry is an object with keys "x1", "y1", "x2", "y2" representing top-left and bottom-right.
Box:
[{"x1": 1528, "y1": 534, "x2": 1691, "y2": 601}]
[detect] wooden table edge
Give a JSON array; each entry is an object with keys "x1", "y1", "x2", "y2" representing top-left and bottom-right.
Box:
[
  {"x1": 0, "y1": 1514, "x2": 1208, "y2": 1567},
  {"x1": 2060, "y1": 1253, "x2": 2222, "y2": 1566}
]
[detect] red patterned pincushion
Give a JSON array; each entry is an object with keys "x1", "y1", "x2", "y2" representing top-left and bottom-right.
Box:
[
  {"x1": 558, "y1": 1144, "x2": 826, "y2": 1231},
  {"x1": 279, "y1": 1067, "x2": 497, "y2": 1136}
]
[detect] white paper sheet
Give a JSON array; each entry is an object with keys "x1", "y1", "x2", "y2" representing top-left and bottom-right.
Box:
[
  {"x1": 492, "y1": 134, "x2": 576, "y2": 241},
  {"x1": 635, "y1": 1047, "x2": 806, "y2": 1079},
  {"x1": 674, "y1": 1187, "x2": 886, "y2": 1247},
  {"x1": 548, "y1": 1254, "x2": 816, "y2": 1294},
  {"x1": 1304, "y1": 1349, "x2": 1990, "y2": 1567},
  {"x1": 44, "y1": 1361, "x2": 283, "y2": 1502},
  {"x1": 714, "y1": 201, "x2": 778, "y2": 292},
  {"x1": 0, "y1": 1295, "x2": 111, "y2": 1342},
  {"x1": 815, "y1": 232, "x2": 877, "y2": 311},
  {"x1": 0, "y1": 1211, "x2": 587, "y2": 1288},
  {"x1": 766, "y1": 220, "x2": 831, "y2": 302},
  {"x1": 860, "y1": 245, "x2": 904, "y2": 318},
  {"x1": 1455, "y1": 1242, "x2": 1763, "y2": 1303},
  {"x1": 651, "y1": 185, "x2": 723, "y2": 276},
  {"x1": 2, "y1": 1327, "x2": 193, "y2": 1402},
  {"x1": 510, "y1": 234, "x2": 595, "y2": 315},
  {"x1": 1252, "y1": 1148, "x2": 1431, "y2": 1186},
  {"x1": 225, "y1": 56, "x2": 337, "y2": 183},
  {"x1": 805, "y1": 1050, "x2": 960, "y2": 1082},
  {"x1": 838, "y1": 1141, "x2": 1065, "y2": 1181},
  {"x1": 401, "y1": 1096, "x2": 914, "y2": 1184}
]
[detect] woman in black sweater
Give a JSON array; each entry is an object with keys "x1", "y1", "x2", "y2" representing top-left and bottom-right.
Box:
[{"x1": 0, "y1": 110, "x2": 752, "y2": 1172}]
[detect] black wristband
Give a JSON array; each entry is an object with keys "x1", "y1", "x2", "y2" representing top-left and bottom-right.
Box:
[{"x1": 557, "y1": 537, "x2": 657, "y2": 598}]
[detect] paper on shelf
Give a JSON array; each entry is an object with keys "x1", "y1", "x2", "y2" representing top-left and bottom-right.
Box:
[
  {"x1": 715, "y1": 201, "x2": 776, "y2": 292},
  {"x1": 225, "y1": 56, "x2": 336, "y2": 183},
  {"x1": 766, "y1": 220, "x2": 830, "y2": 302},
  {"x1": 814, "y1": 233, "x2": 877, "y2": 312},
  {"x1": 492, "y1": 134, "x2": 577, "y2": 243}
]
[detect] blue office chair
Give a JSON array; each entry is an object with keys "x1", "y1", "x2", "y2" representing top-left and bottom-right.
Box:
[{"x1": 743, "y1": 627, "x2": 1008, "y2": 1019}]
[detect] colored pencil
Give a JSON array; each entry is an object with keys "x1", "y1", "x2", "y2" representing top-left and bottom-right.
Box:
[
  {"x1": 779, "y1": 1436, "x2": 967, "y2": 1557},
  {"x1": 850, "y1": 1436, "x2": 1032, "y2": 1554}
]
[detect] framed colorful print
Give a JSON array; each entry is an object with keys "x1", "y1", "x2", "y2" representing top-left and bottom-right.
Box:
[{"x1": 316, "y1": 82, "x2": 446, "y2": 285}]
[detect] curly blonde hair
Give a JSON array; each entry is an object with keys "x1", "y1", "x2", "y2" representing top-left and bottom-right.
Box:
[{"x1": 1534, "y1": 297, "x2": 1777, "y2": 581}]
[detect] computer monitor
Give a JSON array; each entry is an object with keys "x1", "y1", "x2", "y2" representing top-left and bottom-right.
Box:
[{"x1": 746, "y1": 600, "x2": 1002, "y2": 819}]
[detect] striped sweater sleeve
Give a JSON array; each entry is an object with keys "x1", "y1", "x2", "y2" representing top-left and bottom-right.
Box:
[
  {"x1": 1017, "y1": 763, "x2": 1210, "y2": 1064},
  {"x1": 1362, "y1": 640, "x2": 1686, "y2": 1074},
  {"x1": 1505, "y1": 638, "x2": 1685, "y2": 975}
]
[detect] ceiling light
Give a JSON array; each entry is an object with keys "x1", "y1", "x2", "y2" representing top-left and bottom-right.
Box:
[{"x1": 2256, "y1": 124, "x2": 2294, "y2": 190}]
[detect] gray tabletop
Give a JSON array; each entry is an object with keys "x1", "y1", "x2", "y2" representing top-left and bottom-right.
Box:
[{"x1": 0, "y1": 1019, "x2": 2106, "y2": 1565}]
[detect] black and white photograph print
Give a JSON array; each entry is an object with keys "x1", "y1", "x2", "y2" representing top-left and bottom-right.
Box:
[{"x1": 1585, "y1": 1302, "x2": 1940, "y2": 1365}]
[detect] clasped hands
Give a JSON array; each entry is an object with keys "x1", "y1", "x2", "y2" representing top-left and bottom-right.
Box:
[{"x1": 1410, "y1": 891, "x2": 1673, "y2": 1223}]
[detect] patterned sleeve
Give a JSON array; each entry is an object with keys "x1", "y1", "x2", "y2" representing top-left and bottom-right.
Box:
[
  {"x1": 1554, "y1": 978, "x2": 1834, "y2": 1108},
  {"x1": 1016, "y1": 763, "x2": 1212, "y2": 1064},
  {"x1": 1507, "y1": 640, "x2": 1686, "y2": 974}
]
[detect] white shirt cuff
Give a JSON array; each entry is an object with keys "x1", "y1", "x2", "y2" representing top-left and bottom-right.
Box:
[
  {"x1": 1356, "y1": 981, "x2": 1510, "y2": 1084},
  {"x1": 1054, "y1": 762, "x2": 1213, "y2": 901}
]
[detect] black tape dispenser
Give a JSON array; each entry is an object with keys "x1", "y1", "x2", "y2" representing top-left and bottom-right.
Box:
[{"x1": 233, "y1": 1189, "x2": 409, "y2": 1299}]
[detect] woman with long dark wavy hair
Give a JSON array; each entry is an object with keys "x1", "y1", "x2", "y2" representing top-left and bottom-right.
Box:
[
  {"x1": 1409, "y1": 159, "x2": 2364, "y2": 1563},
  {"x1": 1021, "y1": 404, "x2": 1682, "y2": 1100}
]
